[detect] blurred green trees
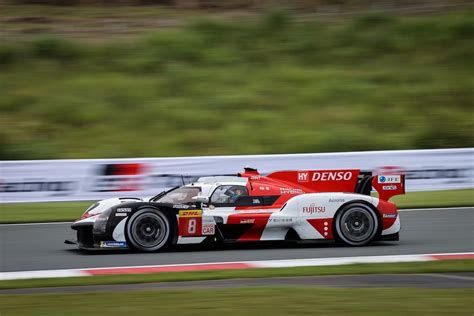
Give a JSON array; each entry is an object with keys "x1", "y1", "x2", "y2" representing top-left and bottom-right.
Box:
[{"x1": 0, "y1": 9, "x2": 472, "y2": 159}]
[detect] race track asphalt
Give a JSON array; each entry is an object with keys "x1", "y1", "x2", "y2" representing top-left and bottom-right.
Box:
[{"x1": 1, "y1": 207, "x2": 473, "y2": 272}]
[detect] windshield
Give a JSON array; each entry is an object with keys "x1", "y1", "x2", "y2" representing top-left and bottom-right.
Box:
[{"x1": 155, "y1": 186, "x2": 201, "y2": 204}]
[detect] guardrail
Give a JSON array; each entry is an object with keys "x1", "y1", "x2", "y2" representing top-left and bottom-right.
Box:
[{"x1": 1, "y1": 148, "x2": 472, "y2": 203}]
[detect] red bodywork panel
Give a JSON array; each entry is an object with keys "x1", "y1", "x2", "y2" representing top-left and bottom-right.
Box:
[
  {"x1": 239, "y1": 168, "x2": 361, "y2": 208},
  {"x1": 372, "y1": 175, "x2": 405, "y2": 202}
]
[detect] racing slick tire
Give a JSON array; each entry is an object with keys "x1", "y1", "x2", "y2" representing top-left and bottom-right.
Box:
[
  {"x1": 334, "y1": 202, "x2": 379, "y2": 246},
  {"x1": 125, "y1": 208, "x2": 172, "y2": 252}
]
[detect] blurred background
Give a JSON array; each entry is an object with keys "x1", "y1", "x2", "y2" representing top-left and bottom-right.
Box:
[
  {"x1": 1, "y1": 0, "x2": 472, "y2": 160},
  {"x1": 0, "y1": 3, "x2": 473, "y2": 315}
]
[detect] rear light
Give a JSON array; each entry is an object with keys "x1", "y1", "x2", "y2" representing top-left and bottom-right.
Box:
[{"x1": 80, "y1": 212, "x2": 94, "y2": 220}]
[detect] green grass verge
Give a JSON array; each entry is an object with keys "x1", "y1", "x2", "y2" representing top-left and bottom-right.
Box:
[
  {"x1": 1, "y1": 287, "x2": 473, "y2": 316},
  {"x1": 379, "y1": 188, "x2": 474, "y2": 209},
  {"x1": 1, "y1": 189, "x2": 472, "y2": 224},
  {"x1": 1, "y1": 9, "x2": 473, "y2": 160},
  {"x1": 1, "y1": 260, "x2": 473, "y2": 290},
  {"x1": 0, "y1": 201, "x2": 92, "y2": 224}
]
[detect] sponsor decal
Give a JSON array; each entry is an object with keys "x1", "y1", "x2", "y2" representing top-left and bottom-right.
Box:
[
  {"x1": 0, "y1": 180, "x2": 76, "y2": 194},
  {"x1": 269, "y1": 217, "x2": 293, "y2": 223},
  {"x1": 100, "y1": 241, "x2": 127, "y2": 248},
  {"x1": 93, "y1": 163, "x2": 148, "y2": 192},
  {"x1": 251, "y1": 176, "x2": 261, "y2": 180},
  {"x1": 252, "y1": 199, "x2": 261, "y2": 204},
  {"x1": 259, "y1": 186, "x2": 270, "y2": 191},
  {"x1": 382, "y1": 185, "x2": 397, "y2": 190},
  {"x1": 240, "y1": 219, "x2": 255, "y2": 224},
  {"x1": 179, "y1": 210, "x2": 202, "y2": 217},
  {"x1": 378, "y1": 175, "x2": 401, "y2": 184},
  {"x1": 329, "y1": 198, "x2": 345, "y2": 203},
  {"x1": 298, "y1": 172, "x2": 309, "y2": 182},
  {"x1": 302, "y1": 204, "x2": 326, "y2": 214},
  {"x1": 383, "y1": 214, "x2": 397, "y2": 219},
  {"x1": 280, "y1": 188, "x2": 304, "y2": 195},
  {"x1": 312, "y1": 171, "x2": 352, "y2": 181},
  {"x1": 202, "y1": 224, "x2": 215, "y2": 235},
  {"x1": 173, "y1": 204, "x2": 190, "y2": 209},
  {"x1": 116, "y1": 213, "x2": 128, "y2": 217},
  {"x1": 117, "y1": 208, "x2": 131, "y2": 213}
]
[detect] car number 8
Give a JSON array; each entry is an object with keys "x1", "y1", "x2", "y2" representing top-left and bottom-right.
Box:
[{"x1": 188, "y1": 219, "x2": 197, "y2": 234}]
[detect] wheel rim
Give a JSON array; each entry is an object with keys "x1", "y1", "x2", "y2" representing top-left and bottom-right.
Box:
[
  {"x1": 339, "y1": 207, "x2": 375, "y2": 242},
  {"x1": 130, "y1": 213, "x2": 167, "y2": 248}
]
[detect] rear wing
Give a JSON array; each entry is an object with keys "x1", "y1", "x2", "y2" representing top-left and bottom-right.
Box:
[
  {"x1": 371, "y1": 174, "x2": 405, "y2": 201},
  {"x1": 355, "y1": 172, "x2": 405, "y2": 201}
]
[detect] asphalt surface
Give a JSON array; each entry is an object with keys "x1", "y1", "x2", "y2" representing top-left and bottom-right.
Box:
[
  {"x1": 2, "y1": 273, "x2": 473, "y2": 294},
  {"x1": 0, "y1": 207, "x2": 473, "y2": 272}
]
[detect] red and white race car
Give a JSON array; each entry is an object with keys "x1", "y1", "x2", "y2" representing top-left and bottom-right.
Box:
[{"x1": 67, "y1": 167, "x2": 404, "y2": 251}]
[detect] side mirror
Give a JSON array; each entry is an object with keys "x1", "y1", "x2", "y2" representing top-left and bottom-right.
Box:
[{"x1": 192, "y1": 195, "x2": 209, "y2": 204}]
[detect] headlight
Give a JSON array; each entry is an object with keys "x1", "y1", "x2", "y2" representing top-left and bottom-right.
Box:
[
  {"x1": 80, "y1": 202, "x2": 99, "y2": 220},
  {"x1": 93, "y1": 208, "x2": 113, "y2": 234}
]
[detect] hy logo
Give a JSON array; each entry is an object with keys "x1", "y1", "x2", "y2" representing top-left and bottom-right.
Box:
[{"x1": 298, "y1": 172, "x2": 309, "y2": 182}]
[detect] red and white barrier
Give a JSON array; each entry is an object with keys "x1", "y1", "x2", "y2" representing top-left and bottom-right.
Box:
[{"x1": 1, "y1": 252, "x2": 472, "y2": 281}]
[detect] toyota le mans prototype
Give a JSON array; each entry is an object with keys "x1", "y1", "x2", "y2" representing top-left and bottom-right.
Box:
[{"x1": 66, "y1": 168, "x2": 404, "y2": 252}]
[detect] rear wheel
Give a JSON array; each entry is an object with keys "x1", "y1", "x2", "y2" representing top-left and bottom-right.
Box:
[
  {"x1": 126, "y1": 209, "x2": 171, "y2": 252},
  {"x1": 334, "y1": 203, "x2": 379, "y2": 246}
]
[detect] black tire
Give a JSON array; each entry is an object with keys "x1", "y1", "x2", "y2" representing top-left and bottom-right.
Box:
[
  {"x1": 334, "y1": 202, "x2": 379, "y2": 246},
  {"x1": 126, "y1": 208, "x2": 172, "y2": 252}
]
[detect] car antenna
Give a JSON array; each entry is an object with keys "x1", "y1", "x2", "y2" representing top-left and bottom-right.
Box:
[{"x1": 181, "y1": 174, "x2": 185, "y2": 185}]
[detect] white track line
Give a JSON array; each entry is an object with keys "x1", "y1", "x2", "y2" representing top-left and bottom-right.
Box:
[{"x1": 1, "y1": 252, "x2": 472, "y2": 281}]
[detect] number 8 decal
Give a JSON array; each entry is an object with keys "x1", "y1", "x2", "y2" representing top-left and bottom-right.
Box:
[
  {"x1": 178, "y1": 210, "x2": 203, "y2": 237},
  {"x1": 188, "y1": 218, "x2": 196, "y2": 234}
]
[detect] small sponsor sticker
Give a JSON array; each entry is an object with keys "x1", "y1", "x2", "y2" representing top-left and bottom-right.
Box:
[
  {"x1": 173, "y1": 204, "x2": 190, "y2": 209},
  {"x1": 382, "y1": 185, "x2": 397, "y2": 190},
  {"x1": 117, "y1": 208, "x2": 131, "y2": 213},
  {"x1": 202, "y1": 224, "x2": 215, "y2": 235},
  {"x1": 116, "y1": 213, "x2": 128, "y2": 217},
  {"x1": 383, "y1": 214, "x2": 397, "y2": 219},
  {"x1": 179, "y1": 210, "x2": 202, "y2": 217},
  {"x1": 280, "y1": 188, "x2": 304, "y2": 195},
  {"x1": 329, "y1": 198, "x2": 345, "y2": 203},
  {"x1": 269, "y1": 217, "x2": 293, "y2": 223},
  {"x1": 378, "y1": 175, "x2": 401, "y2": 184},
  {"x1": 240, "y1": 219, "x2": 255, "y2": 224},
  {"x1": 100, "y1": 241, "x2": 127, "y2": 248}
]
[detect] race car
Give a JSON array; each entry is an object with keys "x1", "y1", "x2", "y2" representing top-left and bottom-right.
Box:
[{"x1": 66, "y1": 167, "x2": 404, "y2": 252}]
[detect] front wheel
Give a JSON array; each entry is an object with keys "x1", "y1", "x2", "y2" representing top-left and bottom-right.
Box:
[
  {"x1": 126, "y1": 209, "x2": 172, "y2": 252},
  {"x1": 334, "y1": 203, "x2": 379, "y2": 246}
]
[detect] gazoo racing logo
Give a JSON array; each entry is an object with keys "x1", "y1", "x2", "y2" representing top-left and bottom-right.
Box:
[
  {"x1": 298, "y1": 171, "x2": 353, "y2": 182},
  {"x1": 302, "y1": 203, "x2": 326, "y2": 214}
]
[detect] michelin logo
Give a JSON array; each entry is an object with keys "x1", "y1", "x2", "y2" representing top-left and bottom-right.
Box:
[{"x1": 100, "y1": 241, "x2": 127, "y2": 248}]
